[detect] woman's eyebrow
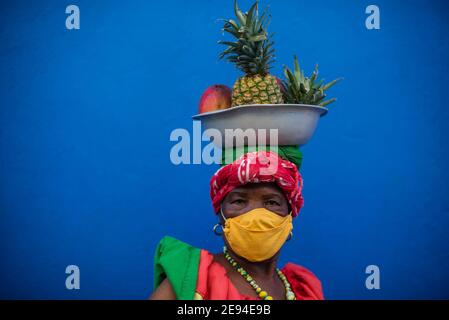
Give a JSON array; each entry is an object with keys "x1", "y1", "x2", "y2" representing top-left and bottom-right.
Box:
[
  {"x1": 262, "y1": 193, "x2": 283, "y2": 199},
  {"x1": 228, "y1": 191, "x2": 248, "y2": 197}
]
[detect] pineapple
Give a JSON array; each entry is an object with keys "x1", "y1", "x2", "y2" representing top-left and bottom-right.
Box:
[
  {"x1": 283, "y1": 55, "x2": 342, "y2": 107},
  {"x1": 219, "y1": 1, "x2": 283, "y2": 106}
]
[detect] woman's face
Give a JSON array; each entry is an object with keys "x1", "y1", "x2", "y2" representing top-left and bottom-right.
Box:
[{"x1": 221, "y1": 182, "x2": 290, "y2": 219}]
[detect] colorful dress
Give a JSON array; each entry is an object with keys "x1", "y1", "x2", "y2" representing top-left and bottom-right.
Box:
[{"x1": 153, "y1": 236, "x2": 324, "y2": 300}]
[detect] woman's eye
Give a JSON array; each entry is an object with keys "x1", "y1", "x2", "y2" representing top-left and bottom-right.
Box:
[
  {"x1": 232, "y1": 199, "x2": 245, "y2": 205},
  {"x1": 266, "y1": 200, "x2": 280, "y2": 206}
]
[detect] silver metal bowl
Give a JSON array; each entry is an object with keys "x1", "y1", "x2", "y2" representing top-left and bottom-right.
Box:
[{"x1": 191, "y1": 104, "x2": 328, "y2": 148}]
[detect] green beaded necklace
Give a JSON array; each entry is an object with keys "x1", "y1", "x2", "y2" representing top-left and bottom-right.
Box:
[{"x1": 223, "y1": 246, "x2": 296, "y2": 300}]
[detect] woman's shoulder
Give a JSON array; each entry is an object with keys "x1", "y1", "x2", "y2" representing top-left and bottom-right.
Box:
[
  {"x1": 281, "y1": 262, "x2": 324, "y2": 300},
  {"x1": 153, "y1": 236, "x2": 202, "y2": 300}
]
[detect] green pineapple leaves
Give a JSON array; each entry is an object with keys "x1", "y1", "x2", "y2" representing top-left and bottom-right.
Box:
[
  {"x1": 218, "y1": 1, "x2": 343, "y2": 106},
  {"x1": 219, "y1": 0, "x2": 275, "y2": 75},
  {"x1": 282, "y1": 56, "x2": 342, "y2": 107}
]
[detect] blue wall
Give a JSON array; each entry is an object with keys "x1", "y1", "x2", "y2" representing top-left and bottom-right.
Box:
[{"x1": 1, "y1": 0, "x2": 448, "y2": 299}]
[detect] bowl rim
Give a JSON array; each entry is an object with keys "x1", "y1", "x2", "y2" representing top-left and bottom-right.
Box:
[{"x1": 192, "y1": 103, "x2": 328, "y2": 119}]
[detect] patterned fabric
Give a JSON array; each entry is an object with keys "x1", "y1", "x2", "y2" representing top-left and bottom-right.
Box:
[{"x1": 210, "y1": 151, "x2": 304, "y2": 217}]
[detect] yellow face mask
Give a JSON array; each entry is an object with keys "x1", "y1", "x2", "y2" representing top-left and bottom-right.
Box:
[{"x1": 221, "y1": 207, "x2": 293, "y2": 262}]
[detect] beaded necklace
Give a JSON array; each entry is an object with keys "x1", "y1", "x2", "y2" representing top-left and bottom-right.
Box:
[{"x1": 223, "y1": 246, "x2": 296, "y2": 300}]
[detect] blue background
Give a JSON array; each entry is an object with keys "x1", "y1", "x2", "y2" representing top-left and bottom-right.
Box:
[{"x1": 1, "y1": 0, "x2": 448, "y2": 299}]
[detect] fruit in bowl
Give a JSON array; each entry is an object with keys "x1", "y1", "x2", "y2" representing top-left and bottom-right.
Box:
[
  {"x1": 219, "y1": 1, "x2": 284, "y2": 107},
  {"x1": 198, "y1": 84, "x2": 232, "y2": 114}
]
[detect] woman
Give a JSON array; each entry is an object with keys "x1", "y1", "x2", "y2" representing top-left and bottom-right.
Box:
[{"x1": 150, "y1": 150, "x2": 323, "y2": 300}]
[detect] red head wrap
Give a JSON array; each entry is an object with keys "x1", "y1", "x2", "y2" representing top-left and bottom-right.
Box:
[{"x1": 210, "y1": 151, "x2": 304, "y2": 217}]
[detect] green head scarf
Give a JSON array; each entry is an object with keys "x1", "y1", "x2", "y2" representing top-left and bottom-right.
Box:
[{"x1": 220, "y1": 145, "x2": 303, "y2": 170}]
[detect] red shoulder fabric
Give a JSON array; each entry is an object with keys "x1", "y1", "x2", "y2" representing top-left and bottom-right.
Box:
[
  {"x1": 195, "y1": 249, "x2": 324, "y2": 300},
  {"x1": 280, "y1": 263, "x2": 324, "y2": 300},
  {"x1": 195, "y1": 249, "x2": 257, "y2": 300}
]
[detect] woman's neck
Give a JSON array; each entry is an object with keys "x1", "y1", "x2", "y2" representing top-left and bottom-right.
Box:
[{"x1": 225, "y1": 247, "x2": 279, "y2": 279}]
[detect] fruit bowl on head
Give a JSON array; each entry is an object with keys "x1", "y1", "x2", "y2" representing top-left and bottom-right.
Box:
[{"x1": 192, "y1": 104, "x2": 328, "y2": 148}]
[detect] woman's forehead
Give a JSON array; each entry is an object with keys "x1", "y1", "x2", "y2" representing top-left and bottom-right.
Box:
[{"x1": 229, "y1": 182, "x2": 284, "y2": 195}]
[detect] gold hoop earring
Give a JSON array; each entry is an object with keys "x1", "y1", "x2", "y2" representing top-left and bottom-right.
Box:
[{"x1": 213, "y1": 223, "x2": 223, "y2": 236}]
